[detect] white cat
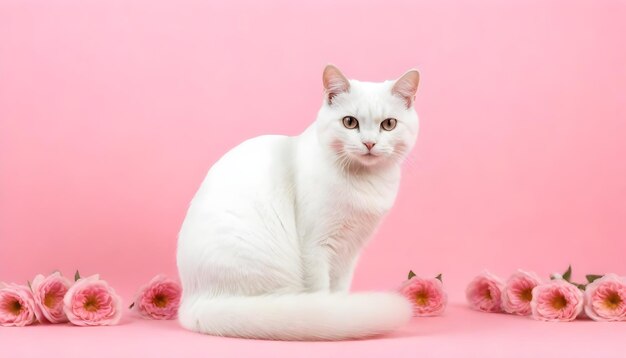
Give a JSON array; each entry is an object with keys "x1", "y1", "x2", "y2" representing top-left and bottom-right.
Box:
[{"x1": 176, "y1": 65, "x2": 420, "y2": 340}]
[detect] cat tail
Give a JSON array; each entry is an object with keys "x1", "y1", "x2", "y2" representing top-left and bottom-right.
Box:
[{"x1": 178, "y1": 291, "x2": 412, "y2": 341}]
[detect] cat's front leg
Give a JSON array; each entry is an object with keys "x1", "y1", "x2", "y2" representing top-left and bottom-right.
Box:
[
  {"x1": 301, "y1": 243, "x2": 331, "y2": 292},
  {"x1": 330, "y1": 255, "x2": 358, "y2": 293}
]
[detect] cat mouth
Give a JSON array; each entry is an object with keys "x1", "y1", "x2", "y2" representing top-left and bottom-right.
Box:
[
  {"x1": 362, "y1": 151, "x2": 380, "y2": 157},
  {"x1": 356, "y1": 152, "x2": 383, "y2": 165}
]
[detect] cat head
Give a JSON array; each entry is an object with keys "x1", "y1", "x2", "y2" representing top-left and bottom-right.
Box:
[{"x1": 316, "y1": 65, "x2": 420, "y2": 170}]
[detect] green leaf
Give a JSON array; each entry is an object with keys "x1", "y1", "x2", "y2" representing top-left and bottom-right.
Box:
[
  {"x1": 562, "y1": 265, "x2": 572, "y2": 282},
  {"x1": 408, "y1": 270, "x2": 416, "y2": 280},
  {"x1": 435, "y1": 273, "x2": 443, "y2": 282},
  {"x1": 586, "y1": 274, "x2": 603, "y2": 283},
  {"x1": 574, "y1": 283, "x2": 586, "y2": 291},
  {"x1": 129, "y1": 302, "x2": 135, "y2": 310},
  {"x1": 74, "y1": 270, "x2": 81, "y2": 282}
]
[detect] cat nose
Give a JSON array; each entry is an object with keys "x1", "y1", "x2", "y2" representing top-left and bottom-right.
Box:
[{"x1": 363, "y1": 142, "x2": 376, "y2": 151}]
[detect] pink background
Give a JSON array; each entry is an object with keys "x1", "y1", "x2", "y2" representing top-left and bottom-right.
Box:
[{"x1": 1, "y1": 1, "x2": 625, "y2": 357}]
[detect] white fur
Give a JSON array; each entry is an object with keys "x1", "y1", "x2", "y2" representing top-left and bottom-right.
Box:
[{"x1": 177, "y1": 66, "x2": 420, "y2": 340}]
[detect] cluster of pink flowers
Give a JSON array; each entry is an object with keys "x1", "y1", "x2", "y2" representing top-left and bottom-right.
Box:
[
  {"x1": 466, "y1": 266, "x2": 626, "y2": 322},
  {"x1": 0, "y1": 272, "x2": 182, "y2": 327},
  {"x1": 399, "y1": 271, "x2": 448, "y2": 317}
]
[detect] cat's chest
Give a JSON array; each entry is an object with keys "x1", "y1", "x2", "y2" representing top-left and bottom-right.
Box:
[{"x1": 296, "y1": 172, "x2": 399, "y2": 244}]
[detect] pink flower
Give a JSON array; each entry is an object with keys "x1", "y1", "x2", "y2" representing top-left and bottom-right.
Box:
[
  {"x1": 132, "y1": 275, "x2": 182, "y2": 320},
  {"x1": 501, "y1": 270, "x2": 542, "y2": 316},
  {"x1": 30, "y1": 272, "x2": 72, "y2": 323},
  {"x1": 531, "y1": 279, "x2": 584, "y2": 322},
  {"x1": 63, "y1": 275, "x2": 122, "y2": 326},
  {"x1": 0, "y1": 283, "x2": 40, "y2": 326},
  {"x1": 399, "y1": 276, "x2": 447, "y2": 317},
  {"x1": 583, "y1": 274, "x2": 626, "y2": 322},
  {"x1": 466, "y1": 271, "x2": 504, "y2": 312}
]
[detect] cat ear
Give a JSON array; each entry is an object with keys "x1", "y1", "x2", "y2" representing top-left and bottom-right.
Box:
[
  {"x1": 391, "y1": 69, "x2": 420, "y2": 108},
  {"x1": 323, "y1": 64, "x2": 350, "y2": 105}
]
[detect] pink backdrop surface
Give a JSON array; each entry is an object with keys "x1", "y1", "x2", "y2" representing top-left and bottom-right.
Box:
[{"x1": 1, "y1": 0, "x2": 625, "y2": 357}]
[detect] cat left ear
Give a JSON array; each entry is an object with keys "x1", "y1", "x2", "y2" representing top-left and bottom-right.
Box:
[
  {"x1": 323, "y1": 64, "x2": 350, "y2": 105},
  {"x1": 392, "y1": 69, "x2": 420, "y2": 108}
]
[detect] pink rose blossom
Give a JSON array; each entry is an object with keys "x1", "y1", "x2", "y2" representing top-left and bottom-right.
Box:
[
  {"x1": 63, "y1": 275, "x2": 122, "y2": 326},
  {"x1": 466, "y1": 271, "x2": 504, "y2": 313},
  {"x1": 399, "y1": 276, "x2": 447, "y2": 317},
  {"x1": 530, "y1": 279, "x2": 584, "y2": 322},
  {"x1": 0, "y1": 283, "x2": 41, "y2": 326},
  {"x1": 583, "y1": 273, "x2": 626, "y2": 322},
  {"x1": 132, "y1": 275, "x2": 182, "y2": 320},
  {"x1": 30, "y1": 272, "x2": 72, "y2": 323},
  {"x1": 501, "y1": 270, "x2": 542, "y2": 316}
]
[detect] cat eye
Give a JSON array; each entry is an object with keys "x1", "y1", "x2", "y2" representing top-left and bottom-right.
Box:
[
  {"x1": 381, "y1": 118, "x2": 397, "y2": 131},
  {"x1": 342, "y1": 116, "x2": 359, "y2": 129}
]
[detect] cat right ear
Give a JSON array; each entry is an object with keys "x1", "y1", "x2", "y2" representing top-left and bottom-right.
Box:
[
  {"x1": 323, "y1": 64, "x2": 350, "y2": 105},
  {"x1": 392, "y1": 69, "x2": 420, "y2": 109}
]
